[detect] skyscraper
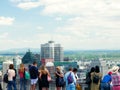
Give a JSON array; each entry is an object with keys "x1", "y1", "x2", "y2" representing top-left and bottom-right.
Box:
[{"x1": 41, "y1": 41, "x2": 63, "y2": 63}]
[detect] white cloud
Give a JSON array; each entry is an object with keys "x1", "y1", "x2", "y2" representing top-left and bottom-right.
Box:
[
  {"x1": 40, "y1": 0, "x2": 120, "y2": 16},
  {"x1": 0, "y1": 16, "x2": 15, "y2": 26},
  {"x1": 7, "y1": 0, "x2": 120, "y2": 50},
  {"x1": 37, "y1": 26, "x2": 43, "y2": 30},
  {"x1": 0, "y1": 33, "x2": 9, "y2": 39},
  {"x1": 17, "y1": 1, "x2": 40, "y2": 10},
  {"x1": 55, "y1": 17, "x2": 62, "y2": 21},
  {"x1": 10, "y1": 0, "x2": 41, "y2": 10}
]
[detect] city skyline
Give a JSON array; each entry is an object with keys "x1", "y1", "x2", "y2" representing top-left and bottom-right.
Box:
[{"x1": 0, "y1": 0, "x2": 120, "y2": 50}]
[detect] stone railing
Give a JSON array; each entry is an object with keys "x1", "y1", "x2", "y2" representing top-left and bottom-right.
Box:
[{"x1": 2, "y1": 79, "x2": 88, "y2": 90}]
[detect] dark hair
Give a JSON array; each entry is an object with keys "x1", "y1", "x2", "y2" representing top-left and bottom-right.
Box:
[
  {"x1": 69, "y1": 67, "x2": 73, "y2": 71},
  {"x1": 73, "y1": 68, "x2": 78, "y2": 72},
  {"x1": 95, "y1": 66, "x2": 100, "y2": 73},
  {"x1": 90, "y1": 67, "x2": 95, "y2": 73},
  {"x1": 33, "y1": 61, "x2": 37, "y2": 65},
  {"x1": 9, "y1": 64, "x2": 14, "y2": 69}
]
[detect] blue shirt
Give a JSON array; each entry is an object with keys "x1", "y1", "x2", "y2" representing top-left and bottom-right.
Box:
[
  {"x1": 64, "y1": 71, "x2": 76, "y2": 86},
  {"x1": 102, "y1": 74, "x2": 111, "y2": 83}
]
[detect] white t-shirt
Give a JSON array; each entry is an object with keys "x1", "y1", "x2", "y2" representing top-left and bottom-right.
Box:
[{"x1": 8, "y1": 69, "x2": 15, "y2": 81}]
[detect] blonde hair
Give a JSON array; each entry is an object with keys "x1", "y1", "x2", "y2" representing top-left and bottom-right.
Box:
[
  {"x1": 40, "y1": 65, "x2": 48, "y2": 75},
  {"x1": 19, "y1": 63, "x2": 25, "y2": 73},
  {"x1": 56, "y1": 66, "x2": 61, "y2": 72}
]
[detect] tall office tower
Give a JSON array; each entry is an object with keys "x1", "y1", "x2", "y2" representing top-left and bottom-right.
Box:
[{"x1": 41, "y1": 41, "x2": 63, "y2": 64}]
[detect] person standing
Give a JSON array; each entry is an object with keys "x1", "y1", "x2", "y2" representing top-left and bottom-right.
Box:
[
  {"x1": 29, "y1": 61, "x2": 38, "y2": 90},
  {"x1": 0, "y1": 71, "x2": 2, "y2": 90},
  {"x1": 64, "y1": 67, "x2": 76, "y2": 90},
  {"x1": 73, "y1": 68, "x2": 81, "y2": 90},
  {"x1": 111, "y1": 66, "x2": 120, "y2": 90},
  {"x1": 18, "y1": 63, "x2": 26, "y2": 90},
  {"x1": 90, "y1": 66, "x2": 102, "y2": 90},
  {"x1": 55, "y1": 66, "x2": 64, "y2": 90},
  {"x1": 7, "y1": 64, "x2": 17, "y2": 90},
  {"x1": 39, "y1": 65, "x2": 50, "y2": 90},
  {"x1": 100, "y1": 71, "x2": 112, "y2": 90},
  {"x1": 86, "y1": 67, "x2": 95, "y2": 90}
]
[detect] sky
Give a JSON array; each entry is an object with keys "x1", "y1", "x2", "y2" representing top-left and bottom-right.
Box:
[{"x1": 0, "y1": 0, "x2": 120, "y2": 50}]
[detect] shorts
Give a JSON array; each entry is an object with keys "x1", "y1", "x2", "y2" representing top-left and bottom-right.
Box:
[{"x1": 31, "y1": 78, "x2": 38, "y2": 85}]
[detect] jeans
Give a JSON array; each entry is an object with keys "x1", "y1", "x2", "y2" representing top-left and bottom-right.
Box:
[
  {"x1": 7, "y1": 81, "x2": 17, "y2": 90},
  {"x1": 66, "y1": 84, "x2": 76, "y2": 90},
  {"x1": 101, "y1": 82, "x2": 110, "y2": 90},
  {"x1": 20, "y1": 78, "x2": 26, "y2": 90}
]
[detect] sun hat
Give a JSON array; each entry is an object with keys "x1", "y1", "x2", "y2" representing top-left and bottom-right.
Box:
[{"x1": 112, "y1": 66, "x2": 119, "y2": 73}]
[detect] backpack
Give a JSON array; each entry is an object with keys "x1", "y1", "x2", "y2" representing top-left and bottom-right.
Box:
[
  {"x1": 58, "y1": 77, "x2": 65, "y2": 87},
  {"x1": 67, "y1": 72, "x2": 73, "y2": 84},
  {"x1": 85, "y1": 72, "x2": 91, "y2": 84},
  {"x1": 3, "y1": 73, "x2": 8, "y2": 83},
  {"x1": 25, "y1": 71, "x2": 30, "y2": 80},
  {"x1": 93, "y1": 73, "x2": 100, "y2": 84},
  {"x1": 86, "y1": 76, "x2": 91, "y2": 84}
]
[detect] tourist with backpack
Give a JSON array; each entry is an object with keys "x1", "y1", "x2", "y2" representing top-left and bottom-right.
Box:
[
  {"x1": 18, "y1": 63, "x2": 27, "y2": 90},
  {"x1": 7, "y1": 64, "x2": 17, "y2": 90},
  {"x1": 55, "y1": 66, "x2": 65, "y2": 90},
  {"x1": 64, "y1": 67, "x2": 76, "y2": 90},
  {"x1": 91, "y1": 66, "x2": 102, "y2": 90},
  {"x1": 100, "y1": 71, "x2": 112, "y2": 90},
  {"x1": 86, "y1": 67, "x2": 95, "y2": 90}
]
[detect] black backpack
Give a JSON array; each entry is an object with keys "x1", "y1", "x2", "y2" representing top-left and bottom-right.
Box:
[
  {"x1": 93, "y1": 73, "x2": 100, "y2": 84},
  {"x1": 85, "y1": 72, "x2": 91, "y2": 84},
  {"x1": 3, "y1": 73, "x2": 8, "y2": 83}
]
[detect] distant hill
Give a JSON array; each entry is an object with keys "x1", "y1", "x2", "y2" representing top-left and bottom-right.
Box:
[{"x1": 0, "y1": 48, "x2": 120, "y2": 56}]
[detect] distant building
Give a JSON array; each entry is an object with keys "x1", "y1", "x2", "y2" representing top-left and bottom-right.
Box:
[
  {"x1": 13, "y1": 55, "x2": 22, "y2": 70},
  {"x1": 41, "y1": 41, "x2": 64, "y2": 64},
  {"x1": 22, "y1": 50, "x2": 40, "y2": 64},
  {"x1": 90, "y1": 58, "x2": 108, "y2": 76}
]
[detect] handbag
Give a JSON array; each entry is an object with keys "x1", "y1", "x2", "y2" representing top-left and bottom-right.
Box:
[
  {"x1": 47, "y1": 75, "x2": 51, "y2": 82},
  {"x1": 76, "y1": 84, "x2": 81, "y2": 90}
]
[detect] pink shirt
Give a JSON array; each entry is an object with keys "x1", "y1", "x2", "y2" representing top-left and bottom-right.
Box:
[
  {"x1": 112, "y1": 73, "x2": 120, "y2": 86},
  {"x1": 18, "y1": 69, "x2": 25, "y2": 78}
]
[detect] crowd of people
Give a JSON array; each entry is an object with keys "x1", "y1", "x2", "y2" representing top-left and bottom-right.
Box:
[
  {"x1": 0, "y1": 61, "x2": 81, "y2": 90},
  {"x1": 1, "y1": 61, "x2": 120, "y2": 90},
  {"x1": 86, "y1": 65, "x2": 120, "y2": 90}
]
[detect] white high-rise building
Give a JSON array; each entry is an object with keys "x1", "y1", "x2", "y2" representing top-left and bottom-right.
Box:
[{"x1": 41, "y1": 41, "x2": 64, "y2": 62}]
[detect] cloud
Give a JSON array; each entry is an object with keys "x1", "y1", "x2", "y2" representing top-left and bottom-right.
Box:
[
  {"x1": 0, "y1": 33, "x2": 9, "y2": 39},
  {"x1": 10, "y1": 0, "x2": 41, "y2": 10},
  {"x1": 55, "y1": 17, "x2": 62, "y2": 21},
  {"x1": 17, "y1": 1, "x2": 40, "y2": 10},
  {"x1": 0, "y1": 16, "x2": 15, "y2": 26},
  {"x1": 37, "y1": 26, "x2": 44, "y2": 30},
  {"x1": 7, "y1": 0, "x2": 120, "y2": 50}
]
